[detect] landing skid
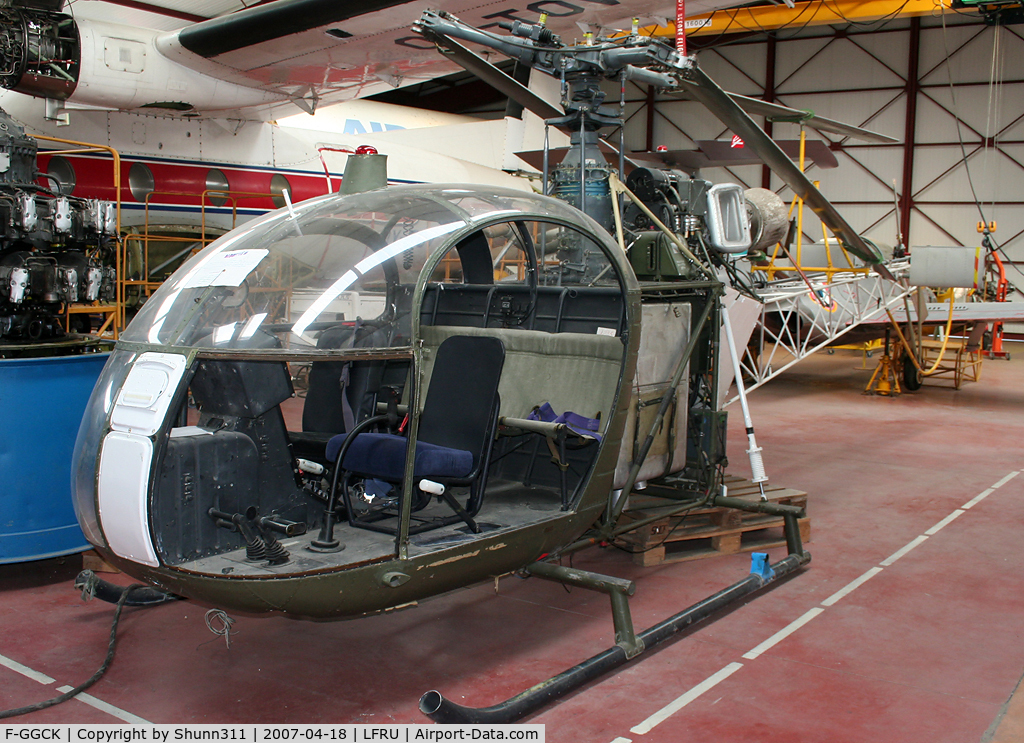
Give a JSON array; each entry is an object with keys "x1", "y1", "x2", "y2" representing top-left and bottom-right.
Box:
[{"x1": 419, "y1": 497, "x2": 809, "y2": 724}]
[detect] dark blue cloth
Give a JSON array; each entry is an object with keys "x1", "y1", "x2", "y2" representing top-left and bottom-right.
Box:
[
  {"x1": 527, "y1": 402, "x2": 602, "y2": 440},
  {"x1": 325, "y1": 432, "x2": 474, "y2": 481}
]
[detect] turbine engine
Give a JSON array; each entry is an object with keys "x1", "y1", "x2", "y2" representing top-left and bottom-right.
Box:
[{"x1": 0, "y1": 0, "x2": 80, "y2": 100}]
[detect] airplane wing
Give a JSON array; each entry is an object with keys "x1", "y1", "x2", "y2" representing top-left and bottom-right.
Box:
[
  {"x1": 148, "y1": 0, "x2": 750, "y2": 112},
  {"x1": 515, "y1": 139, "x2": 839, "y2": 174},
  {"x1": 866, "y1": 302, "x2": 1024, "y2": 325}
]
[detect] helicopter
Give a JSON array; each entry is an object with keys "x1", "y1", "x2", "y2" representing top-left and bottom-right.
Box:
[{"x1": 70, "y1": 10, "x2": 895, "y2": 723}]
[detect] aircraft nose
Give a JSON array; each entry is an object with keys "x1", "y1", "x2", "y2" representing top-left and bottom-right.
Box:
[{"x1": 96, "y1": 351, "x2": 189, "y2": 567}]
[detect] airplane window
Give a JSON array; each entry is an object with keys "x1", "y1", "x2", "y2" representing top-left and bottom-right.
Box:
[
  {"x1": 128, "y1": 161, "x2": 154, "y2": 202},
  {"x1": 420, "y1": 217, "x2": 623, "y2": 335},
  {"x1": 270, "y1": 174, "x2": 291, "y2": 208},
  {"x1": 205, "y1": 169, "x2": 230, "y2": 207},
  {"x1": 120, "y1": 185, "x2": 624, "y2": 350},
  {"x1": 46, "y1": 156, "x2": 76, "y2": 195}
]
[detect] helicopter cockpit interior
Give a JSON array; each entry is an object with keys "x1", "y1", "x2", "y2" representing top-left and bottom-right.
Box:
[{"x1": 73, "y1": 185, "x2": 636, "y2": 579}]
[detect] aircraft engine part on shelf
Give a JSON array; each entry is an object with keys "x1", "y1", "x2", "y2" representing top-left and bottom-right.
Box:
[{"x1": 0, "y1": 107, "x2": 116, "y2": 342}]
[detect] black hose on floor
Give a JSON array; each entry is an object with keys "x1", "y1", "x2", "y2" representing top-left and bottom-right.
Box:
[
  {"x1": 75, "y1": 570, "x2": 181, "y2": 606},
  {"x1": 0, "y1": 583, "x2": 143, "y2": 719}
]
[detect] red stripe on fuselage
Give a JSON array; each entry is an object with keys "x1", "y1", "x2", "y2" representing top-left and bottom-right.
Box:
[{"x1": 36, "y1": 152, "x2": 334, "y2": 210}]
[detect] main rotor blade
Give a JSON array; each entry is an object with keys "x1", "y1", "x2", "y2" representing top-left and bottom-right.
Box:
[
  {"x1": 696, "y1": 139, "x2": 839, "y2": 169},
  {"x1": 413, "y1": 28, "x2": 563, "y2": 120},
  {"x1": 682, "y1": 65, "x2": 892, "y2": 276},
  {"x1": 797, "y1": 113, "x2": 899, "y2": 144},
  {"x1": 673, "y1": 82, "x2": 898, "y2": 144}
]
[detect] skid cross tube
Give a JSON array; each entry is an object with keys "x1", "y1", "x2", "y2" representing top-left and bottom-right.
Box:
[
  {"x1": 525, "y1": 562, "x2": 644, "y2": 658},
  {"x1": 419, "y1": 547, "x2": 810, "y2": 724}
]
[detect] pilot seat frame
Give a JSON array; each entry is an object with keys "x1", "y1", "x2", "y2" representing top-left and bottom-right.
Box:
[{"x1": 314, "y1": 334, "x2": 506, "y2": 543}]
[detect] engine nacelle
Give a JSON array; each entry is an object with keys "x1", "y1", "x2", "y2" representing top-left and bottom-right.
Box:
[
  {"x1": 0, "y1": 2, "x2": 280, "y2": 113},
  {"x1": 0, "y1": 2, "x2": 80, "y2": 100}
]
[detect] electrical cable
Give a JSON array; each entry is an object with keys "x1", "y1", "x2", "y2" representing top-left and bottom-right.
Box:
[
  {"x1": 940, "y1": 7, "x2": 993, "y2": 230},
  {"x1": 698, "y1": 1, "x2": 824, "y2": 50},
  {"x1": 938, "y1": 5, "x2": 1024, "y2": 287},
  {"x1": 0, "y1": 584, "x2": 145, "y2": 720},
  {"x1": 204, "y1": 609, "x2": 237, "y2": 649},
  {"x1": 823, "y1": 0, "x2": 913, "y2": 29},
  {"x1": 610, "y1": 455, "x2": 725, "y2": 556}
]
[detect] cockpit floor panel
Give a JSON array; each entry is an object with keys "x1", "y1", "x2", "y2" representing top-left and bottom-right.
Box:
[{"x1": 171, "y1": 480, "x2": 566, "y2": 576}]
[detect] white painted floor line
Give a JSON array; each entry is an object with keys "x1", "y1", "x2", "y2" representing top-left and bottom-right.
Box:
[
  {"x1": 56, "y1": 686, "x2": 151, "y2": 724},
  {"x1": 821, "y1": 567, "x2": 884, "y2": 607},
  {"x1": 614, "y1": 475, "x2": 1012, "y2": 740},
  {"x1": 963, "y1": 488, "x2": 995, "y2": 509},
  {"x1": 742, "y1": 608, "x2": 825, "y2": 660},
  {"x1": 880, "y1": 535, "x2": 928, "y2": 566},
  {"x1": 924, "y1": 510, "x2": 964, "y2": 536},
  {"x1": 991, "y1": 471, "x2": 1020, "y2": 489},
  {"x1": 0, "y1": 653, "x2": 56, "y2": 685},
  {"x1": 629, "y1": 663, "x2": 744, "y2": 735}
]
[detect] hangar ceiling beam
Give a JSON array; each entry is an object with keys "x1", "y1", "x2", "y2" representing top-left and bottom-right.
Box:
[{"x1": 638, "y1": 0, "x2": 949, "y2": 39}]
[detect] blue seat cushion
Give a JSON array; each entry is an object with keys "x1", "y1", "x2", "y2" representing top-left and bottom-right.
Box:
[{"x1": 325, "y1": 432, "x2": 474, "y2": 481}]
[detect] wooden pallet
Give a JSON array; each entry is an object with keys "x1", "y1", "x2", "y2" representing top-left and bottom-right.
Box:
[
  {"x1": 616, "y1": 475, "x2": 810, "y2": 567},
  {"x1": 82, "y1": 550, "x2": 119, "y2": 573}
]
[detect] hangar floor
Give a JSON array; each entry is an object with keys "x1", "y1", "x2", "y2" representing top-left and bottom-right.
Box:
[{"x1": 2, "y1": 345, "x2": 1023, "y2": 741}]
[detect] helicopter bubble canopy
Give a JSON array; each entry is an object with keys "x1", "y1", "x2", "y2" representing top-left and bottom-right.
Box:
[
  {"x1": 74, "y1": 184, "x2": 631, "y2": 561},
  {"x1": 121, "y1": 184, "x2": 616, "y2": 352}
]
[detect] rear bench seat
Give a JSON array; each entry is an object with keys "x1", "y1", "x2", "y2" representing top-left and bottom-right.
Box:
[{"x1": 418, "y1": 324, "x2": 624, "y2": 430}]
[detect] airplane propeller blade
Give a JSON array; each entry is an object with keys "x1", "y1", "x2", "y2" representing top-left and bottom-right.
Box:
[
  {"x1": 672, "y1": 82, "x2": 898, "y2": 144},
  {"x1": 680, "y1": 65, "x2": 893, "y2": 276},
  {"x1": 412, "y1": 27, "x2": 563, "y2": 121}
]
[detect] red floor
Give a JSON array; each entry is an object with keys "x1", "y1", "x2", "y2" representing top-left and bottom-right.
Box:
[{"x1": 3, "y1": 346, "x2": 1024, "y2": 741}]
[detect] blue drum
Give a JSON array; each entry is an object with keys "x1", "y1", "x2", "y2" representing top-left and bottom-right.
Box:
[{"x1": 0, "y1": 352, "x2": 108, "y2": 563}]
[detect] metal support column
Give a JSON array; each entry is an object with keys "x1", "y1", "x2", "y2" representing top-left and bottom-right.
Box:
[
  {"x1": 645, "y1": 85, "x2": 656, "y2": 153},
  {"x1": 899, "y1": 17, "x2": 921, "y2": 247},
  {"x1": 761, "y1": 34, "x2": 777, "y2": 190}
]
